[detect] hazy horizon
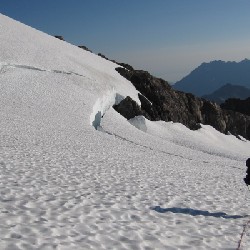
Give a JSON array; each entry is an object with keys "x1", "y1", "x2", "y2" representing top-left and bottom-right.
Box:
[{"x1": 1, "y1": 0, "x2": 250, "y2": 82}]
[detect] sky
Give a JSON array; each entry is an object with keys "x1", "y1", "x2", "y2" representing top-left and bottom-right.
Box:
[{"x1": 1, "y1": 0, "x2": 250, "y2": 83}]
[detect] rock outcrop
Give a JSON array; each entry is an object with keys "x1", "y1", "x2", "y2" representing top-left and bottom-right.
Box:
[
  {"x1": 54, "y1": 35, "x2": 65, "y2": 41},
  {"x1": 114, "y1": 67, "x2": 250, "y2": 140},
  {"x1": 53, "y1": 36, "x2": 92, "y2": 53},
  {"x1": 98, "y1": 53, "x2": 134, "y2": 71},
  {"x1": 113, "y1": 96, "x2": 144, "y2": 120},
  {"x1": 78, "y1": 45, "x2": 92, "y2": 53},
  {"x1": 221, "y1": 97, "x2": 250, "y2": 116}
]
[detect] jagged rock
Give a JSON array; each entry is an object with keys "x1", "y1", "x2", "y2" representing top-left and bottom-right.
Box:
[
  {"x1": 221, "y1": 97, "x2": 250, "y2": 116},
  {"x1": 201, "y1": 101, "x2": 226, "y2": 132},
  {"x1": 54, "y1": 35, "x2": 65, "y2": 41},
  {"x1": 98, "y1": 53, "x2": 108, "y2": 60},
  {"x1": 113, "y1": 96, "x2": 144, "y2": 120},
  {"x1": 115, "y1": 67, "x2": 250, "y2": 140},
  {"x1": 222, "y1": 109, "x2": 250, "y2": 139},
  {"x1": 138, "y1": 93, "x2": 159, "y2": 120},
  {"x1": 118, "y1": 63, "x2": 134, "y2": 71},
  {"x1": 78, "y1": 45, "x2": 92, "y2": 53},
  {"x1": 116, "y1": 67, "x2": 202, "y2": 129},
  {"x1": 97, "y1": 53, "x2": 133, "y2": 71}
]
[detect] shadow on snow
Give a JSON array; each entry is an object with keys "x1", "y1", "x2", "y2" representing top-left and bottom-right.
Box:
[{"x1": 152, "y1": 206, "x2": 248, "y2": 219}]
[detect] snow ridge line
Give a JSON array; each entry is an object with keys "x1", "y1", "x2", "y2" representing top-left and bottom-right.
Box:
[{"x1": 0, "y1": 62, "x2": 86, "y2": 78}]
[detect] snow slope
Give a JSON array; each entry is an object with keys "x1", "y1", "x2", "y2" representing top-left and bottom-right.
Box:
[{"x1": 0, "y1": 13, "x2": 250, "y2": 250}]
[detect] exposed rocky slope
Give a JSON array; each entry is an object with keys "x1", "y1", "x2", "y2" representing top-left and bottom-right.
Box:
[
  {"x1": 221, "y1": 97, "x2": 250, "y2": 116},
  {"x1": 114, "y1": 67, "x2": 250, "y2": 140},
  {"x1": 202, "y1": 83, "x2": 250, "y2": 104},
  {"x1": 76, "y1": 52, "x2": 250, "y2": 140},
  {"x1": 174, "y1": 59, "x2": 250, "y2": 96}
]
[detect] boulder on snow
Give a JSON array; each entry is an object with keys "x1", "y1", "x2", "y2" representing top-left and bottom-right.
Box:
[
  {"x1": 97, "y1": 53, "x2": 134, "y2": 71},
  {"x1": 113, "y1": 96, "x2": 143, "y2": 120},
  {"x1": 78, "y1": 45, "x2": 92, "y2": 53},
  {"x1": 247, "y1": 158, "x2": 250, "y2": 167},
  {"x1": 54, "y1": 35, "x2": 65, "y2": 41}
]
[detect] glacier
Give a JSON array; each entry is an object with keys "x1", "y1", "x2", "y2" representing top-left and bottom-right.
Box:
[{"x1": 0, "y1": 14, "x2": 250, "y2": 249}]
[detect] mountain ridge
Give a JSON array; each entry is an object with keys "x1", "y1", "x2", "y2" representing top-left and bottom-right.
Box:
[
  {"x1": 174, "y1": 59, "x2": 250, "y2": 96},
  {"x1": 202, "y1": 83, "x2": 250, "y2": 104}
]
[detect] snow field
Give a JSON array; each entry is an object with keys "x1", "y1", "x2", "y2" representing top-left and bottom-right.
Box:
[
  {"x1": 1, "y1": 122, "x2": 249, "y2": 249},
  {"x1": 0, "y1": 13, "x2": 250, "y2": 250}
]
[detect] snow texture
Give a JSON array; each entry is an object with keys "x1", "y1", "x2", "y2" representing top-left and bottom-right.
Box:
[{"x1": 0, "y1": 13, "x2": 250, "y2": 250}]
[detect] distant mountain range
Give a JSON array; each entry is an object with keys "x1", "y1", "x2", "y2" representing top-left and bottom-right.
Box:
[
  {"x1": 202, "y1": 83, "x2": 250, "y2": 104},
  {"x1": 174, "y1": 59, "x2": 250, "y2": 97}
]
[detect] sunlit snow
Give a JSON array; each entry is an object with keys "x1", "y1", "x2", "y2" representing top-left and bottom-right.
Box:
[{"x1": 0, "y1": 14, "x2": 250, "y2": 250}]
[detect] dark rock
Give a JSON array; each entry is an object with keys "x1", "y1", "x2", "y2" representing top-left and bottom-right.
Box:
[
  {"x1": 97, "y1": 53, "x2": 133, "y2": 71},
  {"x1": 189, "y1": 123, "x2": 202, "y2": 130},
  {"x1": 247, "y1": 158, "x2": 250, "y2": 167},
  {"x1": 115, "y1": 67, "x2": 250, "y2": 140},
  {"x1": 118, "y1": 63, "x2": 134, "y2": 71},
  {"x1": 201, "y1": 101, "x2": 226, "y2": 132},
  {"x1": 222, "y1": 109, "x2": 250, "y2": 139},
  {"x1": 244, "y1": 158, "x2": 250, "y2": 185},
  {"x1": 54, "y1": 35, "x2": 65, "y2": 41},
  {"x1": 116, "y1": 67, "x2": 203, "y2": 129},
  {"x1": 113, "y1": 96, "x2": 144, "y2": 120},
  {"x1": 138, "y1": 93, "x2": 159, "y2": 120},
  {"x1": 98, "y1": 53, "x2": 109, "y2": 60},
  {"x1": 78, "y1": 45, "x2": 92, "y2": 53},
  {"x1": 221, "y1": 97, "x2": 250, "y2": 116}
]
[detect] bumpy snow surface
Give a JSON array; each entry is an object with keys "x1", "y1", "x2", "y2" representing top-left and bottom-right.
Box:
[{"x1": 0, "y1": 14, "x2": 250, "y2": 250}]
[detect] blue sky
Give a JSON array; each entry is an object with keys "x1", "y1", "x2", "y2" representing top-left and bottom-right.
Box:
[{"x1": 1, "y1": 0, "x2": 250, "y2": 82}]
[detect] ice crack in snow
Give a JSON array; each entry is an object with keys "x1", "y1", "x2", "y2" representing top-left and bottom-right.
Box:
[
  {"x1": 100, "y1": 127, "x2": 246, "y2": 169},
  {"x1": 101, "y1": 128, "x2": 194, "y2": 161},
  {"x1": 0, "y1": 62, "x2": 86, "y2": 78}
]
